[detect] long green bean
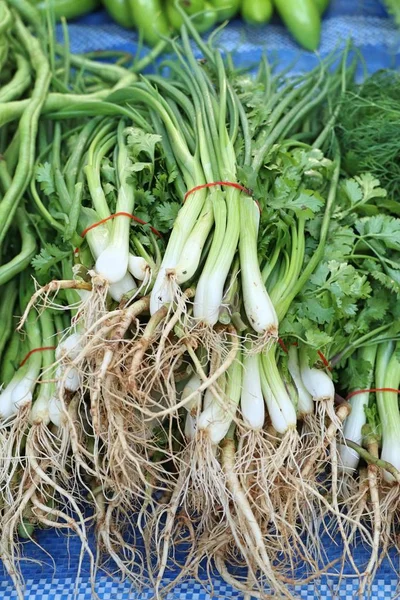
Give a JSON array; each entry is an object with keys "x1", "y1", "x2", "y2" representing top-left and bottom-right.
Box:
[
  {"x1": 0, "y1": 53, "x2": 32, "y2": 103},
  {"x1": 0, "y1": 16, "x2": 50, "y2": 245}
]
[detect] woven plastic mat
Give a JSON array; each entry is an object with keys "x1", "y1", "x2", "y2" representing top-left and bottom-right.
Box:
[
  {"x1": 1, "y1": 1, "x2": 400, "y2": 598},
  {"x1": 61, "y1": 0, "x2": 400, "y2": 73}
]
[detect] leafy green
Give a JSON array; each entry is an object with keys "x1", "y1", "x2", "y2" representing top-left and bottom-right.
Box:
[
  {"x1": 369, "y1": 270, "x2": 400, "y2": 298},
  {"x1": 341, "y1": 173, "x2": 386, "y2": 211},
  {"x1": 36, "y1": 163, "x2": 55, "y2": 196},
  {"x1": 355, "y1": 215, "x2": 400, "y2": 251},
  {"x1": 382, "y1": 0, "x2": 400, "y2": 26},
  {"x1": 154, "y1": 202, "x2": 181, "y2": 231},
  {"x1": 336, "y1": 69, "x2": 400, "y2": 197},
  {"x1": 364, "y1": 402, "x2": 382, "y2": 441},
  {"x1": 31, "y1": 243, "x2": 71, "y2": 277},
  {"x1": 356, "y1": 288, "x2": 391, "y2": 333},
  {"x1": 126, "y1": 127, "x2": 162, "y2": 163},
  {"x1": 324, "y1": 223, "x2": 355, "y2": 261},
  {"x1": 270, "y1": 185, "x2": 324, "y2": 218},
  {"x1": 342, "y1": 355, "x2": 375, "y2": 393}
]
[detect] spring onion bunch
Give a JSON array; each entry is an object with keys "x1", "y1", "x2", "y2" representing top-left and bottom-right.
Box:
[{"x1": 2, "y1": 2, "x2": 400, "y2": 599}]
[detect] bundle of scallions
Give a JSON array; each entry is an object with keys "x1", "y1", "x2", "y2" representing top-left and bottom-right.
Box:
[{"x1": 1, "y1": 1, "x2": 400, "y2": 598}]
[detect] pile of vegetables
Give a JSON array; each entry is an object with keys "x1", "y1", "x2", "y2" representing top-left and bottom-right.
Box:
[
  {"x1": 27, "y1": 0, "x2": 400, "y2": 54},
  {"x1": 1, "y1": 1, "x2": 400, "y2": 598},
  {"x1": 31, "y1": 0, "x2": 331, "y2": 50},
  {"x1": 102, "y1": 0, "x2": 330, "y2": 50}
]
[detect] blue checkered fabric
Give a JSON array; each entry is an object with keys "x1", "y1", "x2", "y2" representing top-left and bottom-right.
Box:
[
  {"x1": 1, "y1": 0, "x2": 399, "y2": 597},
  {"x1": 58, "y1": 0, "x2": 400, "y2": 73},
  {"x1": 2, "y1": 577, "x2": 400, "y2": 600}
]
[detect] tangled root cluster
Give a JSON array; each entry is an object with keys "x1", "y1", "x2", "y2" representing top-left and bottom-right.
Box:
[{"x1": 1, "y1": 281, "x2": 398, "y2": 600}]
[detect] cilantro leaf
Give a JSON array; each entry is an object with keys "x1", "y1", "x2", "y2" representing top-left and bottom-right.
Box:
[
  {"x1": 101, "y1": 159, "x2": 116, "y2": 184},
  {"x1": 304, "y1": 327, "x2": 333, "y2": 349},
  {"x1": 126, "y1": 127, "x2": 162, "y2": 162},
  {"x1": 342, "y1": 355, "x2": 375, "y2": 392},
  {"x1": 342, "y1": 178, "x2": 362, "y2": 206},
  {"x1": 270, "y1": 182, "x2": 324, "y2": 218},
  {"x1": 31, "y1": 244, "x2": 71, "y2": 277},
  {"x1": 36, "y1": 163, "x2": 55, "y2": 196},
  {"x1": 356, "y1": 173, "x2": 387, "y2": 203},
  {"x1": 356, "y1": 288, "x2": 391, "y2": 332},
  {"x1": 325, "y1": 224, "x2": 355, "y2": 261},
  {"x1": 338, "y1": 173, "x2": 386, "y2": 216},
  {"x1": 364, "y1": 402, "x2": 382, "y2": 441},
  {"x1": 154, "y1": 202, "x2": 181, "y2": 232},
  {"x1": 130, "y1": 162, "x2": 153, "y2": 173},
  {"x1": 355, "y1": 215, "x2": 400, "y2": 251},
  {"x1": 297, "y1": 297, "x2": 334, "y2": 325},
  {"x1": 369, "y1": 269, "x2": 400, "y2": 298}
]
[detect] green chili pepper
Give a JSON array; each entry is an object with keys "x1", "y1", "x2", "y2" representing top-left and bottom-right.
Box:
[
  {"x1": 128, "y1": 0, "x2": 170, "y2": 45},
  {"x1": 31, "y1": 0, "x2": 100, "y2": 20},
  {"x1": 241, "y1": 0, "x2": 273, "y2": 25},
  {"x1": 165, "y1": 0, "x2": 216, "y2": 35},
  {"x1": 166, "y1": 0, "x2": 185, "y2": 30},
  {"x1": 210, "y1": 0, "x2": 240, "y2": 21},
  {"x1": 166, "y1": 0, "x2": 204, "y2": 31},
  {"x1": 193, "y1": 1, "x2": 218, "y2": 32},
  {"x1": 273, "y1": 0, "x2": 321, "y2": 51},
  {"x1": 165, "y1": 0, "x2": 207, "y2": 31},
  {"x1": 102, "y1": 0, "x2": 134, "y2": 27},
  {"x1": 182, "y1": 0, "x2": 206, "y2": 14},
  {"x1": 313, "y1": 0, "x2": 330, "y2": 14}
]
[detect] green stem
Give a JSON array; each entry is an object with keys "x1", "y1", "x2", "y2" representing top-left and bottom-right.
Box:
[
  {"x1": 330, "y1": 323, "x2": 393, "y2": 367},
  {"x1": 132, "y1": 40, "x2": 168, "y2": 72},
  {"x1": 345, "y1": 439, "x2": 400, "y2": 483},
  {"x1": 277, "y1": 146, "x2": 341, "y2": 320}
]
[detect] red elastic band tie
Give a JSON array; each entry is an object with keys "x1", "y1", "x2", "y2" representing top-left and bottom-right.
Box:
[
  {"x1": 278, "y1": 338, "x2": 289, "y2": 353},
  {"x1": 75, "y1": 212, "x2": 162, "y2": 254},
  {"x1": 346, "y1": 387, "x2": 400, "y2": 401},
  {"x1": 278, "y1": 341, "x2": 330, "y2": 371},
  {"x1": 184, "y1": 181, "x2": 251, "y2": 202},
  {"x1": 20, "y1": 346, "x2": 56, "y2": 368},
  {"x1": 317, "y1": 350, "x2": 332, "y2": 371}
]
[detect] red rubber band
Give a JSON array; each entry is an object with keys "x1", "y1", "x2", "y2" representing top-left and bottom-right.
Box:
[
  {"x1": 317, "y1": 350, "x2": 332, "y2": 371},
  {"x1": 20, "y1": 346, "x2": 56, "y2": 368},
  {"x1": 80, "y1": 212, "x2": 162, "y2": 239},
  {"x1": 278, "y1": 338, "x2": 289, "y2": 354},
  {"x1": 346, "y1": 387, "x2": 400, "y2": 401},
  {"x1": 277, "y1": 340, "x2": 331, "y2": 374},
  {"x1": 184, "y1": 181, "x2": 251, "y2": 202},
  {"x1": 74, "y1": 212, "x2": 162, "y2": 255}
]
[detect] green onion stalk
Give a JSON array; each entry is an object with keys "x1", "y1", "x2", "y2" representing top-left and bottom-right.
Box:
[
  {"x1": 339, "y1": 344, "x2": 377, "y2": 473},
  {"x1": 129, "y1": 26, "x2": 337, "y2": 342},
  {"x1": 374, "y1": 341, "x2": 400, "y2": 482},
  {"x1": 27, "y1": 114, "x2": 172, "y2": 399},
  {"x1": 0, "y1": 280, "x2": 42, "y2": 422}
]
